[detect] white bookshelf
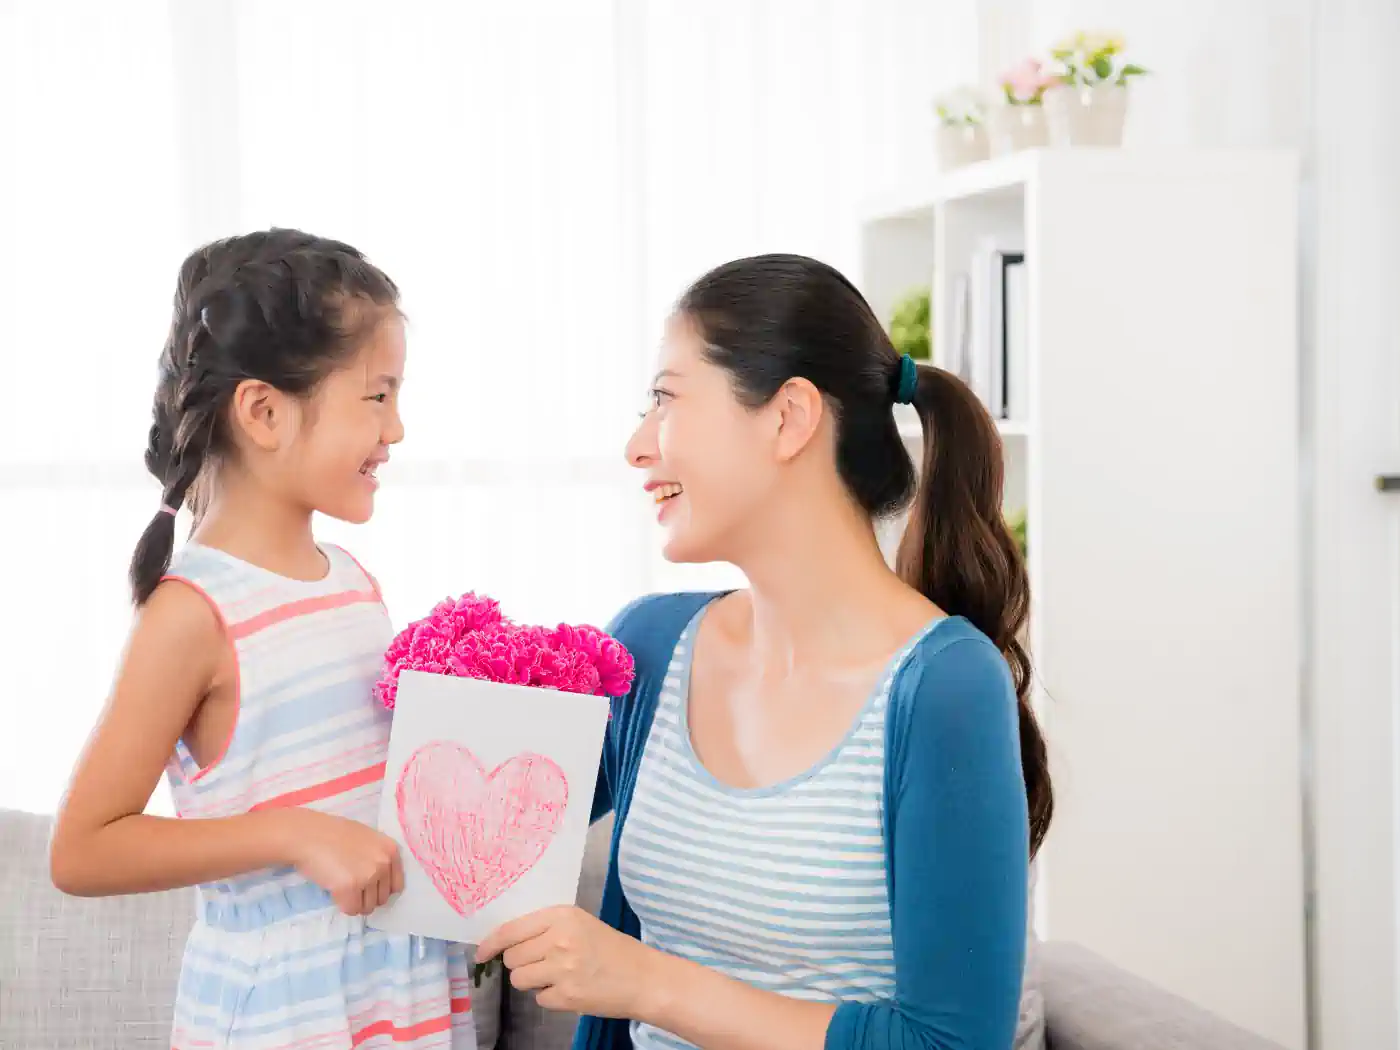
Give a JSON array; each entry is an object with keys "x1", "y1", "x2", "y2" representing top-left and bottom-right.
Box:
[{"x1": 860, "y1": 149, "x2": 1305, "y2": 1050}]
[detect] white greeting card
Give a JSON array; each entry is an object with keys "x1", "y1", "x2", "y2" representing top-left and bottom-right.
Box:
[{"x1": 367, "y1": 669, "x2": 609, "y2": 945}]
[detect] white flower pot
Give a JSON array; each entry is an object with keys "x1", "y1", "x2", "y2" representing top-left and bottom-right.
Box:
[
  {"x1": 934, "y1": 122, "x2": 989, "y2": 172},
  {"x1": 987, "y1": 105, "x2": 1049, "y2": 157},
  {"x1": 1044, "y1": 84, "x2": 1129, "y2": 147}
]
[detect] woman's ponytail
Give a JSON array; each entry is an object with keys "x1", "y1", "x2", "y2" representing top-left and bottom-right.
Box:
[{"x1": 896, "y1": 365, "x2": 1052, "y2": 856}]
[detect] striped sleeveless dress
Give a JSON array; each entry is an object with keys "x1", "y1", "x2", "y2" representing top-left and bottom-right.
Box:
[
  {"x1": 163, "y1": 541, "x2": 476, "y2": 1050},
  {"x1": 617, "y1": 611, "x2": 934, "y2": 1050}
]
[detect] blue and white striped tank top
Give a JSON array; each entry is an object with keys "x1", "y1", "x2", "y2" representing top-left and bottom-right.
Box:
[{"x1": 618, "y1": 611, "x2": 936, "y2": 1050}]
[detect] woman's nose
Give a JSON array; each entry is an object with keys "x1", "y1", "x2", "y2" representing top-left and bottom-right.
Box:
[{"x1": 625, "y1": 415, "x2": 657, "y2": 468}]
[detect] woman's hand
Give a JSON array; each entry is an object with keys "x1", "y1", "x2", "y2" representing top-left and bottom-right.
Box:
[
  {"x1": 476, "y1": 905, "x2": 655, "y2": 1017},
  {"x1": 283, "y1": 809, "x2": 404, "y2": 916}
]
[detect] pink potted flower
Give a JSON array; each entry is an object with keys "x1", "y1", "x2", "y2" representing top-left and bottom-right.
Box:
[{"x1": 989, "y1": 58, "x2": 1058, "y2": 156}]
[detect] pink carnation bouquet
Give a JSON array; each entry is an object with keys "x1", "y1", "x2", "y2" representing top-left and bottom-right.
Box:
[
  {"x1": 375, "y1": 592, "x2": 635, "y2": 710},
  {"x1": 374, "y1": 593, "x2": 635, "y2": 985}
]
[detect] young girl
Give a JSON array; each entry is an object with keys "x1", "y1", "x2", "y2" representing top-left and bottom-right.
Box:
[{"x1": 50, "y1": 230, "x2": 477, "y2": 1050}]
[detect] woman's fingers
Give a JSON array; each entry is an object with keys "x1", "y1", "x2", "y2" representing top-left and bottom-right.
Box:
[
  {"x1": 508, "y1": 960, "x2": 553, "y2": 992},
  {"x1": 502, "y1": 934, "x2": 551, "y2": 972},
  {"x1": 477, "y1": 907, "x2": 560, "y2": 962}
]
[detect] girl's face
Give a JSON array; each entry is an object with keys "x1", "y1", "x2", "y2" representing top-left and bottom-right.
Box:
[
  {"x1": 236, "y1": 310, "x2": 407, "y2": 524},
  {"x1": 296, "y1": 311, "x2": 407, "y2": 524},
  {"x1": 625, "y1": 313, "x2": 782, "y2": 564}
]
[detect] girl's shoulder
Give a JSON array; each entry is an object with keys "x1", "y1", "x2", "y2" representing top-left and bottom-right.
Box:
[{"x1": 321, "y1": 543, "x2": 382, "y2": 600}]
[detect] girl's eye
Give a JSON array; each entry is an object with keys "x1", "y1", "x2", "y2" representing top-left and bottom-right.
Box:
[{"x1": 368, "y1": 393, "x2": 389, "y2": 404}]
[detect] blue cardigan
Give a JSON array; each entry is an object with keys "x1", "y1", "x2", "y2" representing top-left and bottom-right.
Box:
[{"x1": 575, "y1": 592, "x2": 1029, "y2": 1050}]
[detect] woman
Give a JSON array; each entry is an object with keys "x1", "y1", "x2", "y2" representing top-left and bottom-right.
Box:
[{"x1": 477, "y1": 254, "x2": 1050, "y2": 1050}]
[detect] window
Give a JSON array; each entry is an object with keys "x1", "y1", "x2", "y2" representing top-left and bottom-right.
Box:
[{"x1": 1, "y1": 1, "x2": 941, "y2": 814}]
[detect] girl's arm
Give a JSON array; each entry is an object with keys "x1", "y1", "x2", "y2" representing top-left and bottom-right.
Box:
[
  {"x1": 49, "y1": 580, "x2": 400, "y2": 911},
  {"x1": 50, "y1": 579, "x2": 294, "y2": 894},
  {"x1": 631, "y1": 637, "x2": 1030, "y2": 1050}
]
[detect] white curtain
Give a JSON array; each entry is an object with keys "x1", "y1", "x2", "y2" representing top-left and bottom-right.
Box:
[{"x1": 0, "y1": 0, "x2": 945, "y2": 814}]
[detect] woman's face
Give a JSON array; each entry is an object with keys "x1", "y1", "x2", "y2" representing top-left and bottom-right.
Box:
[{"x1": 625, "y1": 313, "x2": 782, "y2": 564}]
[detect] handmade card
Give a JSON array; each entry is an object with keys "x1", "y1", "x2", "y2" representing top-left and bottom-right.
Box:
[{"x1": 368, "y1": 669, "x2": 610, "y2": 945}]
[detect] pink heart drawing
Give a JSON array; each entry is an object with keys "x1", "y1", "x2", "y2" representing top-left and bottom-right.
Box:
[{"x1": 395, "y1": 741, "x2": 569, "y2": 917}]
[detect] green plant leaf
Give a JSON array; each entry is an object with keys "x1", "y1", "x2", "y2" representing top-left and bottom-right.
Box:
[
  {"x1": 1091, "y1": 55, "x2": 1113, "y2": 79},
  {"x1": 1006, "y1": 508, "x2": 1028, "y2": 559},
  {"x1": 888, "y1": 287, "x2": 932, "y2": 361},
  {"x1": 1119, "y1": 63, "x2": 1148, "y2": 78}
]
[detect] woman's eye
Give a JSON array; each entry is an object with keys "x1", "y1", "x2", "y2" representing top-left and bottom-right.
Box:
[
  {"x1": 368, "y1": 393, "x2": 388, "y2": 403},
  {"x1": 638, "y1": 386, "x2": 673, "y2": 418}
]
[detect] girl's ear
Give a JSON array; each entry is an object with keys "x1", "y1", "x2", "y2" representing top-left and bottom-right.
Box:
[{"x1": 230, "y1": 379, "x2": 300, "y2": 453}]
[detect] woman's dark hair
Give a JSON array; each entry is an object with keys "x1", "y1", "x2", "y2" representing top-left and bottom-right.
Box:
[
  {"x1": 677, "y1": 252, "x2": 1052, "y2": 857},
  {"x1": 130, "y1": 228, "x2": 400, "y2": 606}
]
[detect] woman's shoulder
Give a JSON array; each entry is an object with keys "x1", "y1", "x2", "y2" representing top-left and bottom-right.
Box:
[
  {"x1": 891, "y1": 616, "x2": 1017, "y2": 718},
  {"x1": 607, "y1": 590, "x2": 726, "y2": 662}
]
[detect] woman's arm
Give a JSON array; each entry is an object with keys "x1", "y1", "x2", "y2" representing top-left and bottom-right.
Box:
[
  {"x1": 635, "y1": 953, "x2": 836, "y2": 1050},
  {"x1": 824, "y1": 636, "x2": 1030, "y2": 1049}
]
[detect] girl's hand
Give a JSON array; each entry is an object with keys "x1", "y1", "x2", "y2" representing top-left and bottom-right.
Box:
[
  {"x1": 283, "y1": 809, "x2": 404, "y2": 916},
  {"x1": 476, "y1": 906, "x2": 654, "y2": 1017}
]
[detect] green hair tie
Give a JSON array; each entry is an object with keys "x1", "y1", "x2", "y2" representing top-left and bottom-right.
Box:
[{"x1": 894, "y1": 353, "x2": 919, "y2": 404}]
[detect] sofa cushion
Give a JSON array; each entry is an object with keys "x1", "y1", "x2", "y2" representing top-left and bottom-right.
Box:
[
  {"x1": 0, "y1": 809, "x2": 196, "y2": 1050},
  {"x1": 1036, "y1": 942, "x2": 1287, "y2": 1050}
]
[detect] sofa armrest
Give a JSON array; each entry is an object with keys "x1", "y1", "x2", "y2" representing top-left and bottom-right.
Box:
[{"x1": 1037, "y1": 943, "x2": 1287, "y2": 1050}]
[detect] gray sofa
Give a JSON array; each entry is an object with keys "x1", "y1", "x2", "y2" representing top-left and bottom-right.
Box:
[{"x1": 1, "y1": 809, "x2": 1283, "y2": 1050}]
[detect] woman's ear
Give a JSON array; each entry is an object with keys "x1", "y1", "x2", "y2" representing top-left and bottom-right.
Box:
[
  {"x1": 229, "y1": 379, "x2": 299, "y2": 453},
  {"x1": 772, "y1": 376, "x2": 826, "y2": 463}
]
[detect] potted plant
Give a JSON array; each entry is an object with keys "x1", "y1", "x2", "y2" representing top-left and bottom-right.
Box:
[
  {"x1": 988, "y1": 58, "x2": 1056, "y2": 156},
  {"x1": 932, "y1": 85, "x2": 989, "y2": 171},
  {"x1": 1043, "y1": 32, "x2": 1148, "y2": 147}
]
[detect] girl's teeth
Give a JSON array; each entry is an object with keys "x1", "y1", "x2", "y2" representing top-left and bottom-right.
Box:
[{"x1": 653, "y1": 484, "x2": 683, "y2": 503}]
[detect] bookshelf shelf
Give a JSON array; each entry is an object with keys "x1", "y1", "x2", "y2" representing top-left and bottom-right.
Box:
[
  {"x1": 860, "y1": 148, "x2": 1305, "y2": 1043},
  {"x1": 894, "y1": 408, "x2": 1029, "y2": 442}
]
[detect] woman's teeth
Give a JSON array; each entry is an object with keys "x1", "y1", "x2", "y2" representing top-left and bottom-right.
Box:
[
  {"x1": 653, "y1": 483, "x2": 683, "y2": 504},
  {"x1": 360, "y1": 464, "x2": 378, "y2": 477}
]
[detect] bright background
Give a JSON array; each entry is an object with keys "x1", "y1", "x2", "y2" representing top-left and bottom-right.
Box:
[
  {"x1": 0, "y1": 0, "x2": 951, "y2": 813},
  {"x1": 1, "y1": 3, "x2": 1395, "y2": 1048}
]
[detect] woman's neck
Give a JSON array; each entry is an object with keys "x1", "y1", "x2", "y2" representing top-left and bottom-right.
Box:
[{"x1": 728, "y1": 495, "x2": 924, "y2": 674}]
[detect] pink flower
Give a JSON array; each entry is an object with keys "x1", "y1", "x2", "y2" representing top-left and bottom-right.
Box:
[
  {"x1": 1000, "y1": 57, "x2": 1058, "y2": 103},
  {"x1": 373, "y1": 592, "x2": 636, "y2": 711}
]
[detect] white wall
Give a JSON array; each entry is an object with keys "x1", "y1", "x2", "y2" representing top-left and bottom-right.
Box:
[
  {"x1": 989, "y1": 4, "x2": 1400, "y2": 1049},
  {"x1": 1028, "y1": 0, "x2": 1309, "y2": 150}
]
